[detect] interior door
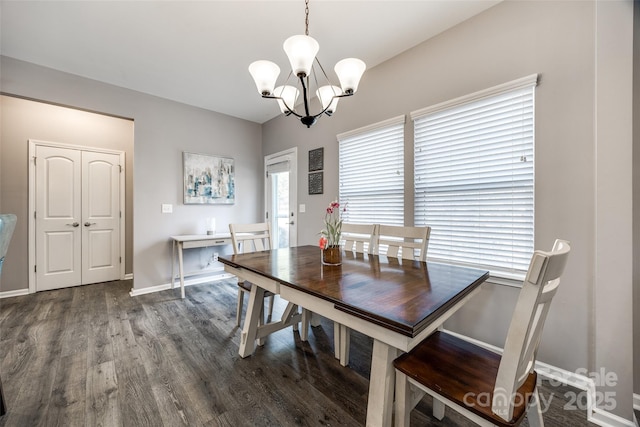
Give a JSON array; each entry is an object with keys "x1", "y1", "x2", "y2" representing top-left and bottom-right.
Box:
[
  {"x1": 81, "y1": 151, "x2": 121, "y2": 284},
  {"x1": 35, "y1": 145, "x2": 82, "y2": 290},
  {"x1": 265, "y1": 148, "x2": 297, "y2": 248},
  {"x1": 35, "y1": 145, "x2": 121, "y2": 291}
]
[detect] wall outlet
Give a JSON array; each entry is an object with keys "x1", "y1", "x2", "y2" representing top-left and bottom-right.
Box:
[{"x1": 213, "y1": 252, "x2": 219, "y2": 262}]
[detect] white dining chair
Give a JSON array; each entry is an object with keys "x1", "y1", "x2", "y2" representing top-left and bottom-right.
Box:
[
  {"x1": 338, "y1": 224, "x2": 431, "y2": 367},
  {"x1": 393, "y1": 239, "x2": 571, "y2": 427},
  {"x1": 375, "y1": 224, "x2": 431, "y2": 261},
  {"x1": 333, "y1": 223, "x2": 378, "y2": 365},
  {"x1": 229, "y1": 223, "x2": 275, "y2": 327},
  {"x1": 341, "y1": 222, "x2": 378, "y2": 254}
]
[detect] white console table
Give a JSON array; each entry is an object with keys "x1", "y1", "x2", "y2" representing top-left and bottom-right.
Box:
[{"x1": 170, "y1": 234, "x2": 232, "y2": 298}]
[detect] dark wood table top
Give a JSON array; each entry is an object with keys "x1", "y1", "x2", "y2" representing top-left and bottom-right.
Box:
[{"x1": 219, "y1": 245, "x2": 489, "y2": 338}]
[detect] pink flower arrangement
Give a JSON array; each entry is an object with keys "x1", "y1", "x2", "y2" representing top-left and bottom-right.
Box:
[{"x1": 319, "y1": 200, "x2": 346, "y2": 248}]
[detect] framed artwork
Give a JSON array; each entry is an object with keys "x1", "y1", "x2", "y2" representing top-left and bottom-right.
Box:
[
  {"x1": 308, "y1": 147, "x2": 324, "y2": 172},
  {"x1": 308, "y1": 171, "x2": 323, "y2": 195},
  {"x1": 183, "y1": 152, "x2": 235, "y2": 204}
]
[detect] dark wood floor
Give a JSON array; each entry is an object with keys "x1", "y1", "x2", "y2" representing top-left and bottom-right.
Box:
[{"x1": 0, "y1": 279, "x2": 600, "y2": 426}]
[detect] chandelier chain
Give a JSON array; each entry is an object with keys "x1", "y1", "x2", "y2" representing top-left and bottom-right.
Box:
[{"x1": 304, "y1": 0, "x2": 310, "y2": 36}]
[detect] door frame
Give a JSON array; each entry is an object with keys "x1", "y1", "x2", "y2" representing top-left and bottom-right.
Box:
[
  {"x1": 264, "y1": 147, "x2": 298, "y2": 247},
  {"x1": 28, "y1": 139, "x2": 126, "y2": 293}
]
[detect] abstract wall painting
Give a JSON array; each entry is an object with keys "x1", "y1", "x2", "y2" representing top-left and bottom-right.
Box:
[{"x1": 183, "y1": 152, "x2": 235, "y2": 204}]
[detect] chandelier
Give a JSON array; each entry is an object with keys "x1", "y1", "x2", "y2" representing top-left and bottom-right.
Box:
[{"x1": 248, "y1": 0, "x2": 366, "y2": 128}]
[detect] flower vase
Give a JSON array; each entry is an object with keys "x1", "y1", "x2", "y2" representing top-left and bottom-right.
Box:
[{"x1": 322, "y1": 246, "x2": 342, "y2": 266}]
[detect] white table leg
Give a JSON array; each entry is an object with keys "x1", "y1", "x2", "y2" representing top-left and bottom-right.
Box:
[
  {"x1": 177, "y1": 242, "x2": 185, "y2": 299},
  {"x1": 339, "y1": 324, "x2": 350, "y2": 367},
  {"x1": 300, "y1": 308, "x2": 310, "y2": 341},
  {"x1": 310, "y1": 311, "x2": 321, "y2": 327},
  {"x1": 334, "y1": 322, "x2": 341, "y2": 359},
  {"x1": 366, "y1": 339, "x2": 398, "y2": 427},
  {"x1": 239, "y1": 285, "x2": 266, "y2": 358},
  {"x1": 171, "y1": 240, "x2": 176, "y2": 289}
]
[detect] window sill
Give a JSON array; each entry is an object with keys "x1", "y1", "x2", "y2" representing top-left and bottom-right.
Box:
[{"x1": 485, "y1": 275, "x2": 524, "y2": 288}]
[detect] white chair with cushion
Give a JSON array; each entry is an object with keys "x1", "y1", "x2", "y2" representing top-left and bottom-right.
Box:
[
  {"x1": 393, "y1": 239, "x2": 570, "y2": 427},
  {"x1": 229, "y1": 223, "x2": 275, "y2": 327},
  {"x1": 334, "y1": 223, "x2": 378, "y2": 365}
]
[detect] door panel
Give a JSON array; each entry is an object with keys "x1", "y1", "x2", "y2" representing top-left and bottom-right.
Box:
[
  {"x1": 35, "y1": 145, "x2": 121, "y2": 291},
  {"x1": 82, "y1": 151, "x2": 120, "y2": 284},
  {"x1": 36, "y1": 146, "x2": 82, "y2": 290}
]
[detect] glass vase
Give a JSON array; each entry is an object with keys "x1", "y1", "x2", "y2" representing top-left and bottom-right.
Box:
[{"x1": 322, "y1": 246, "x2": 342, "y2": 266}]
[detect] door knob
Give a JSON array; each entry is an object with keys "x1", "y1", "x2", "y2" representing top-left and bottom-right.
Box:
[
  {"x1": 66, "y1": 222, "x2": 80, "y2": 227},
  {"x1": 84, "y1": 222, "x2": 96, "y2": 227},
  {"x1": 289, "y1": 221, "x2": 295, "y2": 225}
]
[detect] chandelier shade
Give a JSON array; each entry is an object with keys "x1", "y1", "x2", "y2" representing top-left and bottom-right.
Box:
[
  {"x1": 334, "y1": 58, "x2": 366, "y2": 94},
  {"x1": 274, "y1": 85, "x2": 300, "y2": 114},
  {"x1": 283, "y1": 35, "x2": 319, "y2": 77},
  {"x1": 248, "y1": 60, "x2": 281, "y2": 96},
  {"x1": 316, "y1": 85, "x2": 342, "y2": 114},
  {"x1": 248, "y1": 0, "x2": 366, "y2": 128}
]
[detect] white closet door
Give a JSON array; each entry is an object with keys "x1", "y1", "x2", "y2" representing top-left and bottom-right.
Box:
[
  {"x1": 36, "y1": 145, "x2": 82, "y2": 291},
  {"x1": 81, "y1": 151, "x2": 121, "y2": 285}
]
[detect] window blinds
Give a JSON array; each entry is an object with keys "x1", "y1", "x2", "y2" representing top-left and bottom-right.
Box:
[
  {"x1": 338, "y1": 116, "x2": 405, "y2": 226},
  {"x1": 413, "y1": 75, "x2": 537, "y2": 278}
]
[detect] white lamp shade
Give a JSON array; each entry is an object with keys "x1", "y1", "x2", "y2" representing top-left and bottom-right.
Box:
[
  {"x1": 316, "y1": 85, "x2": 341, "y2": 113},
  {"x1": 283, "y1": 35, "x2": 319, "y2": 77},
  {"x1": 334, "y1": 58, "x2": 366, "y2": 94},
  {"x1": 248, "y1": 60, "x2": 281, "y2": 95},
  {"x1": 274, "y1": 85, "x2": 300, "y2": 114}
]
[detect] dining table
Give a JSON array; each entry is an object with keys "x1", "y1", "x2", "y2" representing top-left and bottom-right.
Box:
[{"x1": 218, "y1": 245, "x2": 489, "y2": 427}]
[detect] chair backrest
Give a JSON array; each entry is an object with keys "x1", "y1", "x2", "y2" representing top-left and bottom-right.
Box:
[
  {"x1": 375, "y1": 225, "x2": 431, "y2": 261},
  {"x1": 229, "y1": 222, "x2": 272, "y2": 255},
  {"x1": 492, "y1": 239, "x2": 571, "y2": 421},
  {"x1": 341, "y1": 223, "x2": 377, "y2": 254},
  {"x1": 0, "y1": 214, "x2": 17, "y2": 274}
]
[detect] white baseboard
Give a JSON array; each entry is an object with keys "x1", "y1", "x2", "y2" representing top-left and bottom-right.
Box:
[
  {"x1": 123, "y1": 273, "x2": 133, "y2": 280},
  {"x1": 129, "y1": 272, "x2": 234, "y2": 297},
  {"x1": 442, "y1": 329, "x2": 636, "y2": 427},
  {"x1": 0, "y1": 288, "x2": 30, "y2": 299},
  {"x1": 590, "y1": 408, "x2": 638, "y2": 427}
]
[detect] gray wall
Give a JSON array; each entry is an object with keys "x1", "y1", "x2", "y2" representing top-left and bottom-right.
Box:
[
  {"x1": 263, "y1": 0, "x2": 637, "y2": 420},
  {"x1": 0, "y1": 57, "x2": 263, "y2": 293}
]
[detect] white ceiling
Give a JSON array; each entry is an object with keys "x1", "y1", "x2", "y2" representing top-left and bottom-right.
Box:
[{"x1": 0, "y1": 0, "x2": 500, "y2": 124}]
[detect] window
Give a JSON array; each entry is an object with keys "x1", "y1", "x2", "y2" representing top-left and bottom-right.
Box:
[
  {"x1": 338, "y1": 116, "x2": 405, "y2": 226},
  {"x1": 412, "y1": 75, "x2": 537, "y2": 279}
]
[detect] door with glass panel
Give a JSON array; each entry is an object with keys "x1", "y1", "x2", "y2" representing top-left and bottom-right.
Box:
[{"x1": 265, "y1": 148, "x2": 297, "y2": 248}]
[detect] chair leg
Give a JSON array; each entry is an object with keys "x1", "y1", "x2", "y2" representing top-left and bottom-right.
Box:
[
  {"x1": 526, "y1": 387, "x2": 545, "y2": 427},
  {"x1": 292, "y1": 305, "x2": 300, "y2": 332},
  {"x1": 236, "y1": 287, "x2": 245, "y2": 327},
  {"x1": 257, "y1": 301, "x2": 266, "y2": 346},
  {"x1": 266, "y1": 294, "x2": 274, "y2": 322}
]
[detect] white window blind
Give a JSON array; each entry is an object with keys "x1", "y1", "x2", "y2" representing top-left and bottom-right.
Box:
[
  {"x1": 338, "y1": 116, "x2": 405, "y2": 226},
  {"x1": 413, "y1": 75, "x2": 537, "y2": 279}
]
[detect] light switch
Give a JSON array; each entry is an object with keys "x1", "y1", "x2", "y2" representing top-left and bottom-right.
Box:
[
  {"x1": 299, "y1": 204, "x2": 306, "y2": 213},
  {"x1": 161, "y1": 204, "x2": 173, "y2": 213}
]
